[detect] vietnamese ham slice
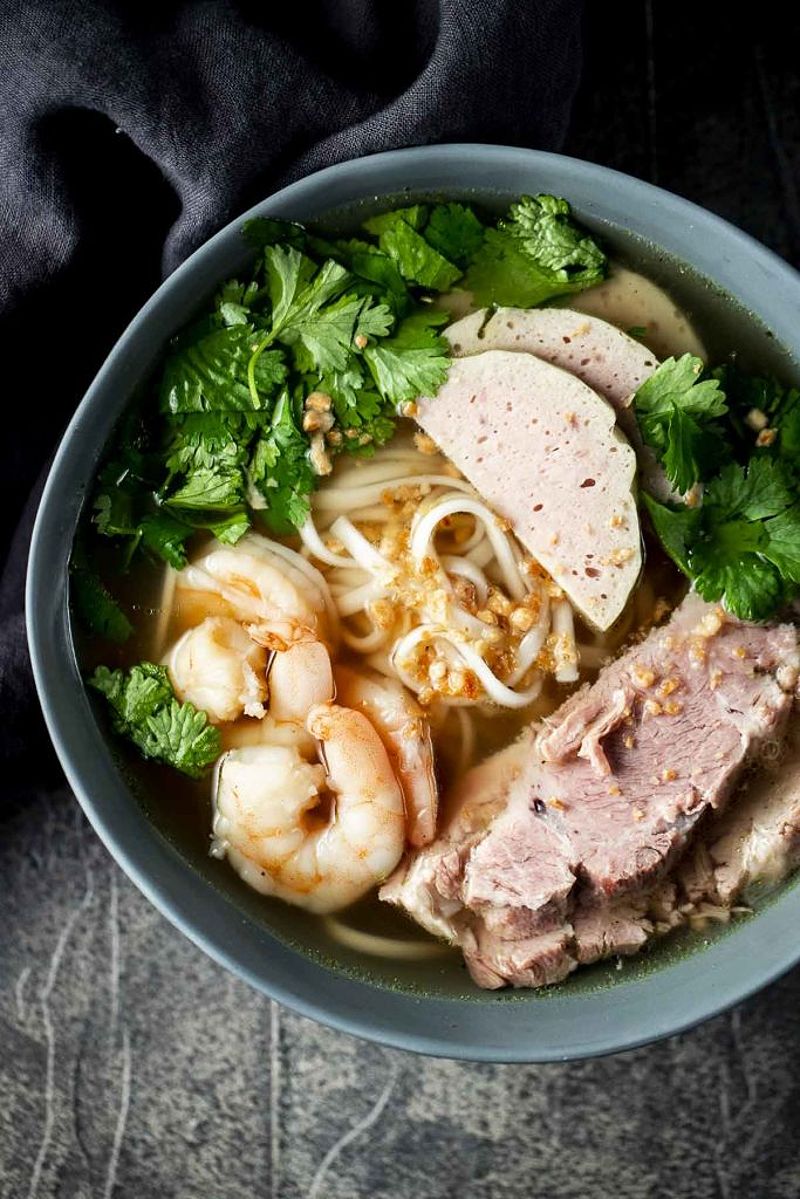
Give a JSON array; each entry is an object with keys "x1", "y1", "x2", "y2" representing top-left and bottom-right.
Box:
[
  {"x1": 444, "y1": 306, "x2": 659, "y2": 415},
  {"x1": 443, "y1": 306, "x2": 683, "y2": 502},
  {"x1": 415, "y1": 350, "x2": 641, "y2": 632}
]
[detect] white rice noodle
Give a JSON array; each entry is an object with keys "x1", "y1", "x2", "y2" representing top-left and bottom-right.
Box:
[
  {"x1": 299, "y1": 516, "x2": 355, "y2": 568},
  {"x1": 552, "y1": 598, "x2": 579, "y2": 683},
  {"x1": 504, "y1": 597, "x2": 551, "y2": 687},
  {"x1": 336, "y1": 579, "x2": 386, "y2": 618},
  {"x1": 392, "y1": 625, "x2": 543, "y2": 710},
  {"x1": 465, "y1": 537, "x2": 494, "y2": 569},
  {"x1": 322, "y1": 917, "x2": 449, "y2": 960},
  {"x1": 410, "y1": 494, "x2": 528, "y2": 601},
  {"x1": 339, "y1": 622, "x2": 391, "y2": 654},
  {"x1": 439, "y1": 555, "x2": 490, "y2": 606},
  {"x1": 329, "y1": 515, "x2": 392, "y2": 575},
  {"x1": 312, "y1": 473, "x2": 476, "y2": 513},
  {"x1": 453, "y1": 706, "x2": 476, "y2": 777}
]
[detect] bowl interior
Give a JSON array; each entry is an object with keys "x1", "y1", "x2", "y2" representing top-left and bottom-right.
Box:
[{"x1": 27, "y1": 146, "x2": 800, "y2": 1059}]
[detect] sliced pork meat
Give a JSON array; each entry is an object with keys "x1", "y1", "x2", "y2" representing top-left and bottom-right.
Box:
[
  {"x1": 383, "y1": 594, "x2": 799, "y2": 988},
  {"x1": 415, "y1": 349, "x2": 641, "y2": 631},
  {"x1": 679, "y1": 715, "x2": 800, "y2": 908}
]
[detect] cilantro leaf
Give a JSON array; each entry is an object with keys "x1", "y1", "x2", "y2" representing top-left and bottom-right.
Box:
[
  {"x1": 242, "y1": 216, "x2": 308, "y2": 250},
  {"x1": 377, "y1": 221, "x2": 461, "y2": 292},
  {"x1": 161, "y1": 326, "x2": 287, "y2": 413},
  {"x1": 363, "y1": 206, "x2": 429, "y2": 236},
  {"x1": 464, "y1": 194, "x2": 606, "y2": 307},
  {"x1": 216, "y1": 279, "x2": 259, "y2": 327},
  {"x1": 248, "y1": 391, "x2": 316, "y2": 534},
  {"x1": 89, "y1": 662, "x2": 221, "y2": 778},
  {"x1": 424, "y1": 203, "x2": 485, "y2": 267},
  {"x1": 363, "y1": 310, "x2": 450, "y2": 404},
  {"x1": 138, "y1": 511, "x2": 194, "y2": 569},
  {"x1": 323, "y1": 238, "x2": 411, "y2": 315},
  {"x1": 71, "y1": 567, "x2": 133, "y2": 644},
  {"x1": 713, "y1": 364, "x2": 800, "y2": 469},
  {"x1": 641, "y1": 494, "x2": 701, "y2": 575},
  {"x1": 705, "y1": 456, "x2": 794, "y2": 522},
  {"x1": 165, "y1": 468, "x2": 245, "y2": 510},
  {"x1": 645, "y1": 458, "x2": 800, "y2": 621},
  {"x1": 138, "y1": 701, "x2": 223, "y2": 777},
  {"x1": 633, "y1": 355, "x2": 728, "y2": 491}
]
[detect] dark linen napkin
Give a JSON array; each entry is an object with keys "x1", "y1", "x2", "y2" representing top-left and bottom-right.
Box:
[{"x1": 0, "y1": 0, "x2": 583, "y2": 792}]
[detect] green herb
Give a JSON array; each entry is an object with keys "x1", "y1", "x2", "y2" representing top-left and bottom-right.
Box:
[
  {"x1": 89, "y1": 193, "x2": 608, "y2": 570},
  {"x1": 464, "y1": 194, "x2": 607, "y2": 307},
  {"x1": 248, "y1": 391, "x2": 317, "y2": 534},
  {"x1": 712, "y1": 364, "x2": 800, "y2": 469},
  {"x1": 89, "y1": 662, "x2": 222, "y2": 778},
  {"x1": 643, "y1": 458, "x2": 800, "y2": 620},
  {"x1": 632, "y1": 354, "x2": 728, "y2": 492},
  {"x1": 627, "y1": 325, "x2": 648, "y2": 340},
  {"x1": 364, "y1": 310, "x2": 451, "y2": 404},
  {"x1": 71, "y1": 567, "x2": 133, "y2": 643},
  {"x1": 423, "y1": 203, "x2": 486, "y2": 267}
]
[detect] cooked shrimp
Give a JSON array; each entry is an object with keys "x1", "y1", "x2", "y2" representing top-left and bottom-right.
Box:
[
  {"x1": 176, "y1": 533, "x2": 336, "y2": 650},
  {"x1": 220, "y1": 638, "x2": 335, "y2": 754},
  {"x1": 164, "y1": 616, "x2": 267, "y2": 723},
  {"x1": 212, "y1": 702, "x2": 405, "y2": 912},
  {"x1": 269, "y1": 639, "x2": 334, "y2": 723},
  {"x1": 335, "y1": 664, "x2": 438, "y2": 846}
]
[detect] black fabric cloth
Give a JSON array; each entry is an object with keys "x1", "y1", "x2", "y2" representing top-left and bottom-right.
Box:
[{"x1": 0, "y1": 0, "x2": 583, "y2": 791}]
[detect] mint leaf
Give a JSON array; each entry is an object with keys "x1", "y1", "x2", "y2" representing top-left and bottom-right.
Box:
[
  {"x1": 363, "y1": 310, "x2": 450, "y2": 404},
  {"x1": 89, "y1": 662, "x2": 221, "y2": 778},
  {"x1": 464, "y1": 194, "x2": 606, "y2": 307}
]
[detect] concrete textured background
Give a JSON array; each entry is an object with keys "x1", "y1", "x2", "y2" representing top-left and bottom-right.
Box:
[{"x1": 4, "y1": 5, "x2": 800, "y2": 1197}]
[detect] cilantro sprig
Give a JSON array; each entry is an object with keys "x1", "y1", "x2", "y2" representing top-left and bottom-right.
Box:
[
  {"x1": 632, "y1": 354, "x2": 728, "y2": 493},
  {"x1": 89, "y1": 663, "x2": 222, "y2": 778},
  {"x1": 89, "y1": 193, "x2": 606, "y2": 584},
  {"x1": 643, "y1": 459, "x2": 800, "y2": 621}
]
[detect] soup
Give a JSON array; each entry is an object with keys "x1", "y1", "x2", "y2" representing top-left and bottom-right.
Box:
[{"x1": 74, "y1": 193, "x2": 800, "y2": 991}]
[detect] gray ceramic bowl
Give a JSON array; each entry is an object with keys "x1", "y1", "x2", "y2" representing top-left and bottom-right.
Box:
[{"x1": 27, "y1": 145, "x2": 800, "y2": 1062}]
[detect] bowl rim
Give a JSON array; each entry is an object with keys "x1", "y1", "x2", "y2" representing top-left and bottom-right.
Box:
[{"x1": 26, "y1": 143, "x2": 800, "y2": 1062}]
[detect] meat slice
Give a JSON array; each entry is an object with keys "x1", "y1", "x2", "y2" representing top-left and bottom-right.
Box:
[
  {"x1": 444, "y1": 307, "x2": 660, "y2": 415},
  {"x1": 679, "y1": 715, "x2": 800, "y2": 907},
  {"x1": 382, "y1": 595, "x2": 799, "y2": 988},
  {"x1": 415, "y1": 350, "x2": 641, "y2": 631},
  {"x1": 442, "y1": 305, "x2": 678, "y2": 502}
]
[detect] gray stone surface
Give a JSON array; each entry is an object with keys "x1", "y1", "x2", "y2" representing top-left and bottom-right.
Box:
[
  {"x1": 5, "y1": 6, "x2": 800, "y2": 1198},
  {"x1": 5, "y1": 787, "x2": 800, "y2": 1198}
]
